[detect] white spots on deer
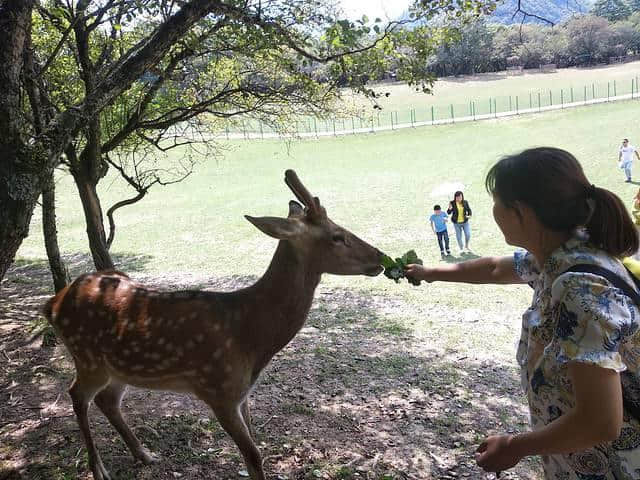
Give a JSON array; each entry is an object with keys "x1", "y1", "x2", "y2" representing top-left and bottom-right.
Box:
[
  {"x1": 225, "y1": 338, "x2": 233, "y2": 349},
  {"x1": 213, "y1": 323, "x2": 221, "y2": 332}
]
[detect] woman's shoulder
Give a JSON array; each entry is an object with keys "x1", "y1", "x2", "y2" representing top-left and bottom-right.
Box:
[{"x1": 551, "y1": 245, "x2": 636, "y2": 299}]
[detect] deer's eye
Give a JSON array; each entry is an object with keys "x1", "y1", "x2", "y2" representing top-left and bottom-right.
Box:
[{"x1": 331, "y1": 233, "x2": 346, "y2": 244}]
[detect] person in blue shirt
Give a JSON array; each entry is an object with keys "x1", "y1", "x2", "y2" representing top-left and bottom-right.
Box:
[{"x1": 429, "y1": 205, "x2": 451, "y2": 257}]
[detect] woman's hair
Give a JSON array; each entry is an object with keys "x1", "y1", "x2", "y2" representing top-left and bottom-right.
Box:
[
  {"x1": 485, "y1": 147, "x2": 638, "y2": 257},
  {"x1": 453, "y1": 191, "x2": 464, "y2": 201}
]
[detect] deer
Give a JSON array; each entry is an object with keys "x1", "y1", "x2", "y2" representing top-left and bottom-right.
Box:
[{"x1": 42, "y1": 169, "x2": 383, "y2": 480}]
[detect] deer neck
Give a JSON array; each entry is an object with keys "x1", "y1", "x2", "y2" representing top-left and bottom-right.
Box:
[{"x1": 248, "y1": 240, "x2": 321, "y2": 361}]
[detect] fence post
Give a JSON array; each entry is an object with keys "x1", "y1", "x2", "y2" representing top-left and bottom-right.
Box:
[
  {"x1": 242, "y1": 120, "x2": 247, "y2": 139},
  {"x1": 259, "y1": 121, "x2": 264, "y2": 139},
  {"x1": 313, "y1": 117, "x2": 318, "y2": 137},
  {"x1": 614, "y1": 79, "x2": 616, "y2": 97},
  {"x1": 516, "y1": 96, "x2": 519, "y2": 114},
  {"x1": 411, "y1": 108, "x2": 415, "y2": 127},
  {"x1": 225, "y1": 125, "x2": 229, "y2": 140},
  {"x1": 549, "y1": 90, "x2": 552, "y2": 106},
  {"x1": 489, "y1": 97, "x2": 492, "y2": 115},
  {"x1": 632, "y1": 79, "x2": 635, "y2": 100},
  {"x1": 529, "y1": 92, "x2": 533, "y2": 109},
  {"x1": 395, "y1": 111, "x2": 398, "y2": 125},
  {"x1": 391, "y1": 112, "x2": 394, "y2": 130},
  {"x1": 332, "y1": 119, "x2": 336, "y2": 136},
  {"x1": 431, "y1": 106, "x2": 435, "y2": 125},
  {"x1": 494, "y1": 98, "x2": 497, "y2": 118},
  {"x1": 570, "y1": 86, "x2": 574, "y2": 103},
  {"x1": 538, "y1": 92, "x2": 541, "y2": 112},
  {"x1": 561, "y1": 89, "x2": 564, "y2": 109},
  {"x1": 607, "y1": 81, "x2": 610, "y2": 101},
  {"x1": 592, "y1": 83, "x2": 595, "y2": 101},
  {"x1": 509, "y1": 96, "x2": 512, "y2": 112},
  {"x1": 450, "y1": 104, "x2": 454, "y2": 123},
  {"x1": 584, "y1": 85, "x2": 587, "y2": 104},
  {"x1": 469, "y1": 101, "x2": 473, "y2": 118},
  {"x1": 351, "y1": 117, "x2": 355, "y2": 132},
  {"x1": 472, "y1": 101, "x2": 476, "y2": 120},
  {"x1": 377, "y1": 112, "x2": 381, "y2": 127}
]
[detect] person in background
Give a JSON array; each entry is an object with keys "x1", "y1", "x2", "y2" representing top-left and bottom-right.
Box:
[
  {"x1": 633, "y1": 188, "x2": 640, "y2": 226},
  {"x1": 406, "y1": 147, "x2": 640, "y2": 479},
  {"x1": 618, "y1": 138, "x2": 640, "y2": 183},
  {"x1": 429, "y1": 204, "x2": 451, "y2": 258},
  {"x1": 447, "y1": 191, "x2": 472, "y2": 254}
]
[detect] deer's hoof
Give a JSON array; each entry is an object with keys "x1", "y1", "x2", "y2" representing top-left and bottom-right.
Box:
[{"x1": 136, "y1": 448, "x2": 160, "y2": 465}]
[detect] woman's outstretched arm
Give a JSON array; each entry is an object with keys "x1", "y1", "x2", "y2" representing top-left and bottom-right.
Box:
[{"x1": 405, "y1": 256, "x2": 525, "y2": 285}]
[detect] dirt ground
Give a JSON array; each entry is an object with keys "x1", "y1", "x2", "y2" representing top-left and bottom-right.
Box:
[{"x1": 0, "y1": 259, "x2": 541, "y2": 480}]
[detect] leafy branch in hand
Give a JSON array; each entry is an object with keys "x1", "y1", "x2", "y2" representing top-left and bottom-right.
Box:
[{"x1": 381, "y1": 250, "x2": 423, "y2": 286}]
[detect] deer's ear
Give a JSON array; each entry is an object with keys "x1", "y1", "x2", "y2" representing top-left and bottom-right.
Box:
[{"x1": 245, "y1": 215, "x2": 303, "y2": 239}]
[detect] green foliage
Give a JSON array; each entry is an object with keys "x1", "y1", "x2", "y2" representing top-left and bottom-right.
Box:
[
  {"x1": 592, "y1": 0, "x2": 631, "y2": 21},
  {"x1": 381, "y1": 250, "x2": 423, "y2": 286}
]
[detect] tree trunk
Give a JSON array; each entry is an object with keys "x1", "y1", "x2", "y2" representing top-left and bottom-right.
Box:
[
  {"x1": 0, "y1": 155, "x2": 43, "y2": 282},
  {"x1": 73, "y1": 173, "x2": 115, "y2": 271},
  {"x1": 42, "y1": 174, "x2": 70, "y2": 292}
]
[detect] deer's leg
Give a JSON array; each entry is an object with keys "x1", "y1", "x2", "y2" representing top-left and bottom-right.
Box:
[
  {"x1": 94, "y1": 382, "x2": 158, "y2": 464},
  {"x1": 240, "y1": 399, "x2": 255, "y2": 439},
  {"x1": 206, "y1": 399, "x2": 265, "y2": 480},
  {"x1": 68, "y1": 370, "x2": 111, "y2": 480}
]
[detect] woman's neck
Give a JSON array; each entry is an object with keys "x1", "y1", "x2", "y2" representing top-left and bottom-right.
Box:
[{"x1": 529, "y1": 230, "x2": 573, "y2": 268}]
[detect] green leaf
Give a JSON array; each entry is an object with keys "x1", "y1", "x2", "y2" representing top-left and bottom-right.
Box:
[
  {"x1": 381, "y1": 250, "x2": 423, "y2": 285},
  {"x1": 380, "y1": 254, "x2": 397, "y2": 269}
]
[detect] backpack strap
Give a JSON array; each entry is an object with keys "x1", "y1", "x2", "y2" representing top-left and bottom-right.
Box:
[
  {"x1": 563, "y1": 264, "x2": 640, "y2": 306},
  {"x1": 563, "y1": 262, "x2": 640, "y2": 421}
]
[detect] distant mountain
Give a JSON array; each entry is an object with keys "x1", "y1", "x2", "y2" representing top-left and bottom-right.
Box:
[{"x1": 491, "y1": 0, "x2": 595, "y2": 25}]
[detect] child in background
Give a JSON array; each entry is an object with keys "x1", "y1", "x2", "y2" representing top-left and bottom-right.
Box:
[{"x1": 429, "y1": 205, "x2": 451, "y2": 258}]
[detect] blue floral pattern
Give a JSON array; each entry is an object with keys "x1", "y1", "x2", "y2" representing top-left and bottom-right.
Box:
[{"x1": 514, "y1": 233, "x2": 640, "y2": 479}]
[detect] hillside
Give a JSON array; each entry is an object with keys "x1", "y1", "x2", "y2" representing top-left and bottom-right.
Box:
[{"x1": 491, "y1": 0, "x2": 594, "y2": 24}]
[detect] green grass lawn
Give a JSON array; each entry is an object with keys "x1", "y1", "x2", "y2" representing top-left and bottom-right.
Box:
[
  {"x1": 17, "y1": 98, "x2": 640, "y2": 361},
  {"x1": 241, "y1": 61, "x2": 640, "y2": 133},
  {"x1": 345, "y1": 60, "x2": 640, "y2": 116}
]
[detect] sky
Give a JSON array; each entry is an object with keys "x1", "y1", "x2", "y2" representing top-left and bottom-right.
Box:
[{"x1": 339, "y1": 0, "x2": 411, "y2": 21}]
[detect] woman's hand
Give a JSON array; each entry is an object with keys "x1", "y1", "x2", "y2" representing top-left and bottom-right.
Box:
[
  {"x1": 404, "y1": 264, "x2": 436, "y2": 283},
  {"x1": 475, "y1": 435, "x2": 522, "y2": 473}
]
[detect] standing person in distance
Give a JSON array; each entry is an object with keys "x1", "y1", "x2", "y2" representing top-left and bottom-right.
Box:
[
  {"x1": 430, "y1": 204, "x2": 451, "y2": 258},
  {"x1": 619, "y1": 138, "x2": 640, "y2": 183},
  {"x1": 447, "y1": 191, "x2": 472, "y2": 254},
  {"x1": 406, "y1": 147, "x2": 640, "y2": 479}
]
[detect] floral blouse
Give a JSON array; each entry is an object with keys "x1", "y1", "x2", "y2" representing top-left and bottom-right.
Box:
[{"x1": 514, "y1": 234, "x2": 640, "y2": 479}]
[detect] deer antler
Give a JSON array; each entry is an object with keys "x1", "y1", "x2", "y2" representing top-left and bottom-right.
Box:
[{"x1": 284, "y1": 169, "x2": 322, "y2": 215}]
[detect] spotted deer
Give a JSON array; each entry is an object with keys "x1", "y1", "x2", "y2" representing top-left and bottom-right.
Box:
[{"x1": 43, "y1": 170, "x2": 383, "y2": 480}]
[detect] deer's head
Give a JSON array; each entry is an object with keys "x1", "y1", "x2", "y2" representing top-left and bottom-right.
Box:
[{"x1": 245, "y1": 170, "x2": 383, "y2": 276}]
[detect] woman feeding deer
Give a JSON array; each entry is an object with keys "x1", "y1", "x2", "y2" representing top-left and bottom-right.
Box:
[{"x1": 406, "y1": 147, "x2": 640, "y2": 479}]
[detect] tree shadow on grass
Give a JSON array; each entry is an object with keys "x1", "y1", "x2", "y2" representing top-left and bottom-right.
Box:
[{"x1": 0, "y1": 264, "x2": 540, "y2": 480}]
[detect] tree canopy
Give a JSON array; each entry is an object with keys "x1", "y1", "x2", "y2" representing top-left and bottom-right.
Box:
[{"x1": 0, "y1": 0, "x2": 498, "y2": 283}]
